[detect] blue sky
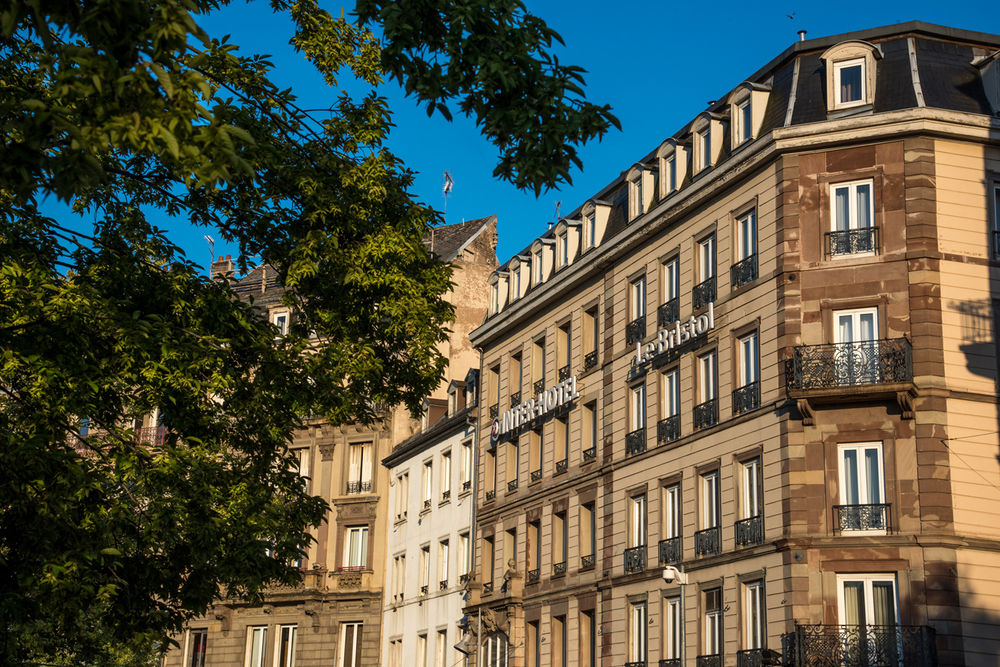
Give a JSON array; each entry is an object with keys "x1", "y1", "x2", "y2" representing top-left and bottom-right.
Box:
[{"x1": 174, "y1": 2, "x2": 995, "y2": 269}]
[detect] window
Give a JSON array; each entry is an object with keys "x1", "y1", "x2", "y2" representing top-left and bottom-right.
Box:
[
  {"x1": 662, "y1": 483, "x2": 681, "y2": 540},
  {"x1": 580, "y1": 501, "x2": 596, "y2": 564},
  {"x1": 585, "y1": 212, "x2": 596, "y2": 249},
  {"x1": 993, "y1": 183, "x2": 1000, "y2": 257},
  {"x1": 527, "y1": 428, "x2": 541, "y2": 480},
  {"x1": 630, "y1": 275, "x2": 646, "y2": 321},
  {"x1": 527, "y1": 620, "x2": 540, "y2": 667},
  {"x1": 583, "y1": 306, "x2": 599, "y2": 367},
  {"x1": 553, "y1": 510, "x2": 567, "y2": 572},
  {"x1": 701, "y1": 471, "x2": 720, "y2": 530},
  {"x1": 838, "y1": 443, "x2": 886, "y2": 531},
  {"x1": 629, "y1": 493, "x2": 647, "y2": 548},
  {"x1": 510, "y1": 351, "x2": 522, "y2": 396},
  {"x1": 506, "y1": 438, "x2": 519, "y2": 488},
  {"x1": 511, "y1": 263, "x2": 521, "y2": 300},
  {"x1": 483, "y1": 536, "x2": 495, "y2": 584},
  {"x1": 661, "y1": 256, "x2": 680, "y2": 312},
  {"x1": 556, "y1": 323, "x2": 571, "y2": 375},
  {"x1": 490, "y1": 281, "x2": 499, "y2": 314},
  {"x1": 487, "y1": 363, "x2": 500, "y2": 408},
  {"x1": 735, "y1": 331, "x2": 760, "y2": 414},
  {"x1": 276, "y1": 625, "x2": 297, "y2": 667},
  {"x1": 504, "y1": 528, "x2": 517, "y2": 574},
  {"x1": 580, "y1": 610, "x2": 597, "y2": 667},
  {"x1": 697, "y1": 128, "x2": 711, "y2": 170},
  {"x1": 704, "y1": 588, "x2": 723, "y2": 657},
  {"x1": 460, "y1": 440, "x2": 473, "y2": 491},
  {"x1": 629, "y1": 601, "x2": 648, "y2": 663},
  {"x1": 347, "y1": 442, "x2": 372, "y2": 494},
  {"x1": 422, "y1": 460, "x2": 433, "y2": 508},
  {"x1": 838, "y1": 574, "x2": 898, "y2": 626},
  {"x1": 552, "y1": 615, "x2": 567, "y2": 667},
  {"x1": 664, "y1": 596, "x2": 682, "y2": 661},
  {"x1": 293, "y1": 447, "x2": 310, "y2": 489},
  {"x1": 528, "y1": 520, "x2": 541, "y2": 577},
  {"x1": 459, "y1": 532, "x2": 471, "y2": 577},
  {"x1": 417, "y1": 634, "x2": 427, "y2": 667},
  {"x1": 744, "y1": 580, "x2": 765, "y2": 650},
  {"x1": 742, "y1": 458, "x2": 762, "y2": 520},
  {"x1": 343, "y1": 526, "x2": 369, "y2": 569},
  {"x1": 554, "y1": 416, "x2": 568, "y2": 469},
  {"x1": 419, "y1": 544, "x2": 430, "y2": 593},
  {"x1": 697, "y1": 350, "x2": 718, "y2": 416},
  {"x1": 582, "y1": 401, "x2": 598, "y2": 458},
  {"x1": 436, "y1": 629, "x2": 448, "y2": 667},
  {"x1": 395, "y1": 472, "x2": 409, "y2": 520},
  {"x1": 733, "y1": 209, "x2": 757, "y2": 284},
  {"x1": 187, "y1": 629, "x2": 208, "y2": 667},
  {"x1": 485, "y1": 448, "x2": 496, "y2": 497},
  {"x1": 698, "y1": 235, "x2": 716, "y2": 283},
  {"x1": 630, "y1": 173, "x2": 646, "y2": 219},
  {"x1": 532, "y1": 338, "x2": 545, "y2": 388},
  {"x1": 558, "y1": 232, "x2": 569, "y2": 268},
  {"x1": 245, "y1": 626, "x2": 267, "y2": 667},
  {"x1": 734, "y1": 97, "x2": 752, "y2": 145},
  {"x1": 630, "y1": 383, "x2": 646, "y2": 432},
  {"x1": 438, "y1": 538, "x2": 449, "y2": 588},
  {"x1": 483, "y1": 632, "x2": 508, "y2": 667},
  {"x1": 392, "y1": 552, "x2": 405, "y2": 600},
  {"x1": 272, "y1": 311, "x2": 289, "y2": 335},
  {"x1": 834, "y1": 307, "x2": 879, "y2": 385},
  {"x1": 834, "y1": 58, "x2": 866, "y2": 107},
  {"x1": 830, "y1": 179, "x2": 875, "y2": 256},
  {"x1": 662, "y1": 367, "x2": 680, "y2": 420},
  {"x1": 666, "y1": 154, "x2": 678, "y2": 193},
  {"x1": 388, "y1": 639, "x2": 403, "y2": 667},
  {"x1": 440, "y1": 450, "x2": 452, "y2": 499}
]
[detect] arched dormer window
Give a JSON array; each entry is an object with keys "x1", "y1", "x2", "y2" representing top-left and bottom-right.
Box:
[
  {"x1": 821, "y1": 41, "x2": 882, "y2": 114},
  {"x1": 728, "y1": 81, "x2": 771, "y2": 149},
  {"x1": 508, "y1": 257, "x2": 521, "y2": 302},
  {"x1": 627, "y1": 164, "x2": 654, "y2": 220},
  {"x1": 581, "y1": 199, "x2": 611, "y2": 251},
  {"x1": 656, "y1": 139, "x2": 688, "y2": 198},
  {"x1": 690, "y1": 113, "x2": 724, "y2": 174}
]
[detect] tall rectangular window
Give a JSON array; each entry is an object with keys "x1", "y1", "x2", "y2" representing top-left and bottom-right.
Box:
[
  {"x1": 630, "y1": 383, "x2": 647, "y2": 431},
  {"x1": 698, "y1": 128, "x2": 711, "y2": 170},
  {"x1": 419, "y1": 544, "x2": 430, "y2": 592},
  {"x1": 553, "y1": 510, "x2": 567, "y2": 570},
  {"x1": 436, "y1": 629, "x2": 448, "y2": 667},
  {"x1": 580, "y1": 609, "x2": 596, "y2": 667},
  {"x1": 557, "y1": 323, "x2": 571, "y2": 373},
  {"x1": 527, "y1": 621, "x2": 540, "y2": 667},
  {"x1": 629, "y1": 601, "x2": 648, "y2": 663},
  {"x1": 736, "y1": 209, "x2": 757, "y2": 262},
  {"x1": 698, "y1": 235, "x2": 716, "y2": 282},
  {"x1": 459, "y1": 532, "x2": 471, "y2": 577},
  {"x1": 483, "y1": 536, "x2": 495, "y2": 584},
  {"x1": 460, "y1": 440, "x2": 473, "y2": 490},
  {"x1": 347, "y1": 442, "x2": 372, "y2": 494},
  {"x1": 528, "y1": 520, "x2": 541, "y2": 574},
  {"x1": 993, "y1": 183, "x2": 1000, "y2": 257},
  {"x1": 245, "y1": 626, "x2": 267, "y2": 667},
  {"x1": 438, "y1": 539, "x2": 449, "y2": 587},
  {"x1": 662, "y1": 483, "x2": 681, "y2": 539},
  {"x1": 504, "y1": 528, "x2": 517, "y2": 573},
  {"x1": 528, "y1": 429, "x2": 541, "y2": 480},
  {"x1": 416, "y1": 634, "x2": 427, "y2": 667},
  {"x1": 664, "y1": 596, "x2": 682, "y2": 660},
  {"x1": 558, "y1": 233, "x2": 569, "y2": 267},
  {"x1": 662, "y1": 367, "x2": 680, "y2": 419},
  {"x1": 422, "y1": 460, "x2": 433, "y2": 507},
  {"x1": 440, "y1": 450, "x2": 452, "y2": 498},
  {"x1": 392, "y1": 553, "x2": 405, "y2": 600},
  {"x1": 585, "y1": 212, "x2": 596, "y2": 249},
  {"x1": 339, "y1": 623, "x2": 363, "y2": 667},
  {"x1": 552, "y1": 615, "x2": 567, "y2": 667},
  {"x1": 583, "y1": 306, "x2": 599, "y2": 361},
  {"x1": 735, "y1": 98, "x2": 752, "y2": 144},
  {"x1": 667, "y1": 155, "x2": 677, "y2": 192},
  {"x1": 742, "y1": 458, "x2": 762, "y2": 520},
  {"x1": 630, "y1": 275, "x2": 647, "y2": 320},
  {"x1": 532, "y1": 338, "x2": 546, "y2": 387},
  {"x1": 662, "y1": 256, "x2": 680, "y2": 305},
  {"x1": 580, "y1": 501, "x2": 596, "y2": 562},
  {"x1": 744, "y1": 580, "x2": 765, "y2": 650},
  {"x1": 704, "y1": 589, "x2": 723, "y2": 657},
  {"x1": 701, "y1": 471, "x2": 720, "y2": 530},
  {"x1": 395, "y1": 472, "x2": 408, "y2": 520},
  {"x1": 507, "y1": 438, "x2": 519, "y2": 487},
  {"x1": 830, "y1": 179, "x2": 875, "y2": 256},
  {"x1": 188, "y1": 629, "x2": 208, "y2": 667},
  {"x1": 343, "y1": 526, "x2": 369, "y2": 569},
  {"x1": 838, "y1": 443, "x2": 886, "y2": 531},
  {"x1": 487, "y1": 364, "x2": 500, "y2": 408},
  {"x1": 738, "y1": 332, "x2": 759, "y2": 388},
  {"x1": 275, "y1": 625, "x2": 297, "y2": 667},
  {"x1": 630, "y1": 493, "x2": 647, "y2": 548},
  {"x1": 834, "y1": 58, "x2": 866, "y2": 107},
  {"x1": 555, "y1": 416, "x2": 568, "y2": 467},
  {"x1": 582, "y1": 401, "x2": 598, "y2": 457},
  {"x1": 511, "y1": 352, "x2": 522, "y2": 394},
  {"x1": 698, "y1": 350, "x2": 717, "y2": 404}
]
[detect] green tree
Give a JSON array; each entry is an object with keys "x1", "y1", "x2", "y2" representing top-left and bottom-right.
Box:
[{"x1": 0, "y1": 0, "x2": 617, "y2": 662}]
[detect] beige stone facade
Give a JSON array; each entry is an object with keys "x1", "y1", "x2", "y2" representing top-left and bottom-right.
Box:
[{"x1": 466, "y1": 23, "x2": 1000, "y2": 667}]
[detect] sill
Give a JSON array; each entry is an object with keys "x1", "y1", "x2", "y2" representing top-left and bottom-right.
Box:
[
  {"x1": 438, "y1": 499, "x2": 451, "y2": 507},
  {"x1": 829, "y1": 251, "x2": 876, "y2": 261},
  {"x1": 839, "y1": 529, "x2": 888, "y2": 537}
]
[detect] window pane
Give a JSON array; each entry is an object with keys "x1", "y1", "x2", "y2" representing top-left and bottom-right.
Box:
[
  {"x1": 840, "y1": 64, "x2": 863, "y2": 103},
  {"x1": 872, "y1": 582, "x2": 897, "y2": 625},
  {"x1": 835, "y1": 186, "x2": 850, "y2": 231},
  {"x1": 856, "y1": 183, "x2": 872, "y2": 228},
  {"x1": 842, "y1": 582, "x2": 865, "y2": 625}
]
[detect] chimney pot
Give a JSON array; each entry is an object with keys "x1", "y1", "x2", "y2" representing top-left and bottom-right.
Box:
[{"x1": 798, "y1": 30, "x2": 807, "y2": 42}]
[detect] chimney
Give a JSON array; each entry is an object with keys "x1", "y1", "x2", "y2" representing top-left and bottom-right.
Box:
[
  {"x1": 210, "y1": 254, "x2": 233, "y2": 279},
  {"x1": 798, "y1": 30, "x2": 807, "y2": 42}
]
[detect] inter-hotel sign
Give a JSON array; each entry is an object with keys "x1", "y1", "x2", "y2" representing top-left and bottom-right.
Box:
[
  {"x1": 631, "y1": 301, "x2": 715, "y2": 370},
  {"x1": 492, "y1": 375, "x2": 579, "y2": 440}
]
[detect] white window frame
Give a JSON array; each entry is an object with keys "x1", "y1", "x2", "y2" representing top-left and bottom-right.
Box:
[
  {"x1": 662, "y1": 367, "x2": 680, "y2": 419},
  {"x1": 490, "y1": 282, "x2": 499, "y2": 314},
  {"x1": 482, "y1": 633, "x2": 509, "y2": 667},
  {"x1": 630, "y1": 275, "x2": 646, "y2": 320},
  {"x1": 440, "y1": 450, "x2": 452, "y2": 497},
  {"x1": 186, "y1": 628, "x2": 208, "y2": 667},
  {"x1": 630, "y1": 382, "x2": 647, "y2": 431},
  {"x1": 245, "y1": 626, "x2": 268, "y2": 667},
  {"x1": 419, "y1": 543, "x2": 430, "y2": 591},
  {"x1": 838, "y1": 442, "x2": 886, "y2": 533},
  {"x1": 272, "y1": 311, "x2": 289, "y2": 335},
  {"x1": 834, "y1": 58, "x2": 867, "y2": 108},
  {"x1": 662, "y1": 256, "x2": 680, "y2": 305},
  {"x1": 734, "y1": 97, "x2": 752, "y2": 146},
  {"x1": 416, "y1": 634, "x2": 428, "y2": 667},
  {"x1": 511, "y1": 265, "x2": 521, "y2": 300},
  {"x1": 558, "y1": 232, "x2": 569, "y2": 268},
  {"x1": 742, "y1": 457, "x2": 762, "y2": 520},
  {"x1": 662, "y1": 483, "x2": 681, "y2": 539},
  {"x1": 701, "y1": 471, "x2": 720, "y2": 530},
  {"x1": 834, "y1": 307, "x2": 880, "y2": 384},
  {"x1": 438, "y1": 538, "x2": 450, "y2": 586},
  {"x1": 459, "y1": 531, "x2": 471, "y2": 575},
  {"x1": 422, "y1": 460, "x2": 433, "y2": 505},
  {"x1": 460, "y1": 439, "x2": 473, "y2": 489},
  {"x1": 585, "y1": 212, "x2": 596, "y2": 249},
  {"x1": 347, "y1": 441, "x2": 372, "y2": 492},
  {"x1": 629, "y1": 493, "x2": 647, "y2": 548},
  {"x1": 698, "y1": 350, "x2": 717, "y2": 404},
  {"x1": 744, "y1": 581, "x2": 765, "y2": 650},
  {"x1": 830, "y1": 179, "x2": 875, "y2": 257},
  {"x1": 738, "y1": 331, "x2": 759, "y2": 388},
  {"x1": 436, "y1": 629, "x2": 448, "y2": 667},
  {"x1": 698, "y1": 235, "x2": 716, "y2": 282},
  {"x1": 697, "y1": 128, "x2": 712, "y2": 171},
  {"x1": 343, "y1": 526, "x2": 369, "y2": 569},
  {"x1": 736, "y1": 209, "x2": 757, "y2": 262},
  {"x1": 275, "y1": 624, "x2": 297, "y2": 667},
  {"x1": 629, "y1": 600, "x2": 648, "y2": 663},
  {"x1": 664, "y1": 596, "x2": 683, "y2": 660},
  {"x1": 836, "y1": 574, "x2": 899, "y2": 626},
  {"x1": 667, "y1": 154, "x2": 677, "y2": 193},
  {"x1": 704, "y1": 588, "x2": 723, "y2": 655},
  {"x1": 630, "y1": 174, "x2": 645, "y2": 219}
]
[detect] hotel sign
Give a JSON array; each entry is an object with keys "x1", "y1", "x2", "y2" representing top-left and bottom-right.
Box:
[
  {"x1": 491, "y1": 375, "x2": 580, "y2": 441},
  {"x1": 630, "y1": 302, "x2": 715, "y2": 376}
]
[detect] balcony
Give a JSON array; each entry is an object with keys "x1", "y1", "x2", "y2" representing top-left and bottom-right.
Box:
[
  {"x1": 737, "y1": 649, "x2": 782, "y2": 667},
  {"x1": 581, "y1": 553, "x2": 595, "y2": 569},
  {"x1": 422, "y1": 498, "x2": 431, "y2": 511},
  {"x1": 658, "y1": 298, "x2": 679, "y2": 327},
  {"x1": 696, "y1": 656, "x2": 721, "y2": 667},
  {"x1": 658, "y1": 536, "x2": 682, "y2": 565},
  {"x1": 553, "y1": 560, "x2": 566, "y2": 576},
  {"x1": 732, "y1": 381, "x2": 760, "y2": 415},
  {"x1": 533, "y1": 379, "x2": 545, "y2": 394},
  {"x1": 786, "y1": 624, "x2": 936, "y2": 667},
  {"x1": 624, "y1": 545, "x2": 646, "y2": 574},
  {"x1": 462, "y1": 479, "x2": 471, "y2": 492},
  {"x1": 693, "y1": 398, "x2": 718, "y2": 430},
  {"x1": 346, "y1": 480, "x2": 372, "y2": 494},
  {"x1": 693, "y1": 275, "x2": 716, "y2": 309},
  {"x1": 826, "y1": 227, "x2": 879, "y2": 257},
  {"x1": 531, "y1": 469, "x2": 542, "y2": 483},
  {"x1": 459, "y1": 573, "x2": 470, "y2": 584},
  {"x1": 731, "y1": 253, "x2": 758, "y2": 289},
  {"x1": 555, "y1": 458, "x2": 568, "y2": 474},
  {"x1": 626, "y1": 314, "x2": 646, "y2": 345},
  {"x1": 507, "y1": 479, "x2": 518, "y2": 493},
  {"x1": 420, "y1": 584, "x2": 428, "y2": 595},
  {"x1": 583, "y1": 446, "x2": 597, "y2": 462},
  {"x1": 441, "y1": 489, "x2": 450, "y2": 502},
  {"x1": 835, "y1": 504, "x2": 890, "y2": 532},
  {"x1": 657, "y1": 415, "x2": 680, "y2": 445},
  {"x1": 510, "y1": 391, "x2": 521, "y2": 406},
  {"x1": 526, "y1": 568, "x2": 540, "y2": 584},
  {"x1": 485, "y1": 489, "x2": 496, "y2": 502},
  {"x1": 584, "y1": 350, "x2": 598, "y2": 370},
  {"x1": 625, "y1": 662, "x2": 647, "y2": 667},
  {"x1": 625, "y1": 428, "x2": 647, "y2": 456},
  {"x1": 695, "y1": 526, "x2": 721, "y2": 556},
  {"x1": 659, "y1": 661, "x2": 681, "y2": 667},
  {"x1": 559, "y1": 364, "x2": 571, "y2": 381},
  {"x1": 735, "y1": 515, "x2": 763, "y2": 547},
  {"x1": 489, "y1": 403, "x2": 499, "y2": 418},
  {"x1": 439, "y1": 579, "x2": 448, "y2": 591},
  {"x1": 785, "y1": 338, "x2": 912, "y2": 397}
]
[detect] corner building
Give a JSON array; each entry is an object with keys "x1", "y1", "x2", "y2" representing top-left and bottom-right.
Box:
[{"x1": 465, "y1": 22, "x2": 1000, "y2": 667}]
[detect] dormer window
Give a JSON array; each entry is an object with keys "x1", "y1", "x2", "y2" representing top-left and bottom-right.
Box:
[
  {"x1": 733, "y1": 97, "x2": 752, "y2": 145},
  {"x1": 490, "y1": 282, "x2": 499, "y2": 314},
  {"x1": 585, "y1": 212, "x2": 596, "y2": 249},
  {"x1": 667, "y1": 154, "x2": 677, "y2": 191},
  {"x1": 657, "y1": 139, "x2": 688, "y2": 198},
  {"x1": 558, "y1": 232, "x2": 569, "y2": 268},
  {"x1": 512, "y1": 264, "x2": 522, "y2": 300},
  {"x1": 697, "y1": 129, "x2": 711, "y2": 171},
  {"x1": 628, "y1": 166, "x2": 653, "y2": 221},
  {"x1": 631, "y1": 175, "x2": 644, "y2": 218},
  {"x1": 272, "y1": 311, "x2": 289, "y2": 335},
  {"x1": 533, "y1": 251, "x2": 542, "y2": 285},
  {"x1": 834, "y1": 58, "x2": 865, "y2": 107}
]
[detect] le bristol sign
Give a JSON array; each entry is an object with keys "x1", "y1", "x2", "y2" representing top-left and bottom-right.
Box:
[
  {"x1": 631, "y1": 302, "x2": 715, "y2": 370},
  {"x1": 491, "y1": 375, "x2": 579, "y2": 441}
]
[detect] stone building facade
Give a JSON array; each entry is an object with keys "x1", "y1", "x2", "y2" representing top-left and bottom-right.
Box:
[
  {"x1": 166, "y1": 216, "x2": 497, "y2": 667},
  {"x1": 465, "y1": 22, "x2": 1000, "y2": 667}
]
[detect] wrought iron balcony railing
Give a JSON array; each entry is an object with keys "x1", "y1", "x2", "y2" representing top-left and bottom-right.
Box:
[
  {"x1": 693, "y1": 398, "x2": 718, "y2": 430},
  {"x1": 584, "y1": 349, "x2": 598, "y2": 370},
  {"x1": 526, "y1": 568, "x2": 540, "y2": 584},
  {"x1": 826, "y1": 227, "x2": 879, "y2": 257},
  {"x1": 422, "y1": 499, "x2": 431, "y2": 511},
  {"x1": 581, "y1": 553, "x2": 595, "y2": 569},
  {"x1": 346, "y1": 480, "x2": 372, "y2": 494},
  {"x1": 507, "y1": 479, "x2": 518, "y2": 492},
  {"x1": 488, "y1": 403, "x2": 499, "y2": 418},
  {"x1": 485, "y1": 489, "x2": 496, "y2": 502},
  {"x1": 420, "y1": 584, "x2": 428, "y2": 595},
  {"x1": 510, "y1": 391, "x2": 521, "y2": 406},
  {"x1": 786, "y1": 624, "x2": 936, "y2": 667},
  {"x1": 658, "y1": 536, "x2": 682, "y2": 565},
  {"x1": 559, "y1": 364, "x2": 571, "y2": 381},
  {"x1": 733, "y1": 381, "x2": 760, "y2": 415},
  {"x1": 439, "y1": 579, "x2": 448, "y2": 591},
  {"x1": 731, "y1": 253, "x2": 758, "y2": 289},
  {"x1": 441, "y1": 489, "x2": 450, "y2": 501},
  {"x1": 696, "y1": 655, "x2": 721, "y2": 667},
  {"x1": 625, "y1": 662, "x2": 647, "y2": 667},
  {"x1": 695, "y1": 526, "x2": 721, "y2": 556},
  {"x1": 533, "y1": 379, "x2": 545, "y2": 394},
  {"x1": 835, "y1": 504, "x2": 890, "y2": 532},
  {"x1": 482, "y1": 582, "x2": 494, "y2": 595},
  {"x1": 785, "y1": 338, "x2": 912, "y2": 391},
  {"x1": 531, "y1": 469, "x2": 542, "y2": 483},
  {"x1": 625, "y1": 428, "x2": 647, "y2": 456},
  {"x1": 626, "y1": 315, "x2": 646, "y2": 344},
  {"x1": 693, "y1": 275, "x2": 716, "y2": 309},
  {"x1": 735, "y1": 515, "x2": 763, "y2": 547},
  {"x1": 459, "y1": 573, "x2": 470, "y2": 584},
  {"x1": 553, "y1": 560, "x2": 566, "y2": 576},
  {"x1": 462, "y1": 479, "x2": 471, "y2": 492},
  {"x1": 658, "y1": 298, "x2": 680, "y2": 327},
  {"x1": 583, "y1": 446, "x2": 597, "y2": 462},
  {"x1": 657, "y1": 415, "x2": 680, "y2": 444},
  {"x1": 555, "y1": 458, "x2": 568, "y2": 474},
  {"x1": 737, "y1": 648, "x2": 781, "y2": 667},
  {"x1": 659, "y1": 660, "x2": 681, "y2": 667},
  {"x1": 624, "y1": 545, "x2": 646, "y2": 574}
]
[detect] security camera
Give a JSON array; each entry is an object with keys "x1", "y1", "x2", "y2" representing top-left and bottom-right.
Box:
[{"x1": 662, "y1": 566, "x2": 688, "y2": 584}]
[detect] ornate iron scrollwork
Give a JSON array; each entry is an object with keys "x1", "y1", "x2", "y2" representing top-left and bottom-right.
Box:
[
  {"x1": 624, "y1": 545, "x2": 646, "y2": 574},
  {"x1": 731, "y1": 254, "x2": 758, "y2": 289}
]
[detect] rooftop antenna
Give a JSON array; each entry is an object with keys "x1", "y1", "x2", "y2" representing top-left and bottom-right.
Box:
[
  {"x1": 204, "y1": 235, "x2": 215, "y2": 273},
  {"x1": 442, "y1": 170, "x2": 454, "y2": 224}
]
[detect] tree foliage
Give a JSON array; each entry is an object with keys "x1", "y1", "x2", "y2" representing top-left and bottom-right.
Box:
[{"x1": 0, "y1": 0, "x2": 617, "y2": 662}]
